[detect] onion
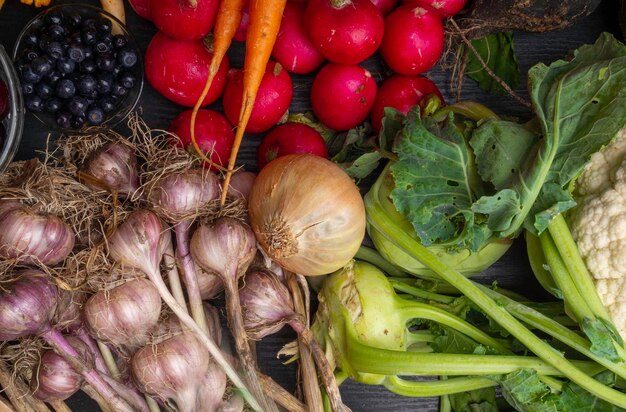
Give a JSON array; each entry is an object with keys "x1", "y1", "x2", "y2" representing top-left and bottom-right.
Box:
[
  {"x1": 85, "y1": 142, "x2": 140, "y2": 196},
  {"x1": 0, "y1": 206, "x2": 75, "y2": 265},
  {"x1": 83, "y1": 277, "x2": 162, "y2": 350},
  {"x1": 226, "y1": 171, "x2": 256, "y2": 200},
  {"x1": 0, "y1": 271, "x2": 58, "y2": 340},
  {"x1": 131, "y1": 332, "x2": 221, "y2": 412},
  {"x1": 31, "y1": 337, "x2": 90, "y2": 402},
  {"x1": 248, "y1": 154, "x2": 365, "y2": 276}
]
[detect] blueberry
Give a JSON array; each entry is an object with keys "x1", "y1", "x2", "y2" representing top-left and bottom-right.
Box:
[
  {"x1": 56, "y1": 111, "x2": 72, "y2": 129},
  {"x1": 111, "y1": 82, "x2": 128, "y2": 98},
  {"x1": 69, "y1": 31, "x2": 83, "y2": 45},
  {"x1": 86, "y1": 106, "x2": 105, "y2": 125},
  {"x1": 67, "y1": 43, "x2": 85, "y2": 62},
  {"x1": 46, "y1": 42, "x2": 64, "y2": 60},
  {"x1": 21, "y1": 65, "x2": 42, "y2": 84},
  {"x1": 117, "y1": 48, "x2": 138, "y2": 68},
  {"x1": 45, "y1": 97, "x2": 62, "y2": 113},
  {"x1": 71, "y1": 115, "x2": 86, "y2": 129},
  {"x1": 118, "y1": 71, "x2": 136, "y2": 89},
  {"x1": 96, "y1": 53, "x2": 115, "y2": 72},
  {"x1": 99, "y1": 96, "x2": 117, "y2": 113},
  {"x1": 25, "y1": 94, "x2": 44, "y2": 112},
  {"x1": 83, "y1": 90, "x2": 98, "y2": 100},
  {"x1": 44, "y1": 71, "x2": 62, "y2": 85},
  {"x1": 81, "y1": 29, "x2": 97, "y2": 46},
  {"x1": 38, "y1": 35, "x2": 51, "y2": 52},
  {"x1": 96, "y1": 18, "x2": 112, "y2": 35},
  {"x1": 76, "y1": 74, "x2": 96, "y2": 95},
  {"x1": 22, "y1": 48, "x2": 39, "y2": 62},
  {"x1": 36, "y1": 82, "x2": 54, "y2": 99},
  {"x1": 47, "y1": 24, "x2": 65, "y2": 39},
  {"x1": 94, "y1": 73, "x2": 112, "y2": 94},
  {"x1": 65, "y1": 13, "x2": 82, "y2": 29},
  {"x1": 112, "y1": 34, "x2": 127, "y2": 49},
  {"x1": 56, "y1": 79, "x2": 76, "y2": 99},
  {"x1": 22, "y1": 83, "x2": 35, "y2": 95},
  {"x1": 31, "y1": 57, "x2": 52, "y2": 76},
  {"x1": 79, "y1": 59, "x2": 96, "y2": 74},
  {"x1": 44, "y1": 12, "x2": 63, "y2": 26},
  {"x1": 111, "y1": 65, "x2": 122, "y2": 77},
  {"x1": 83, "y1": 47, "x2": 94, "y2": 60},
  {"x1": 57, "y1": 58, "x2": 75, "y2": 74},
  {"x1": 82, "y1": 18, "x2": 97, "y2": 31},
  {"x1": 24, "y1": 30, "x2": 39, "y2": 48},
  {"x1": 68, "y1": 96, "x2": 89, "y2": 116},
  {"x1": 95, "y1": 40, "x2": 112, "y2": 54}
]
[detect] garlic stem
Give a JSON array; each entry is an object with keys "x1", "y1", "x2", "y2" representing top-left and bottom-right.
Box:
[
  {"x1": 95, "y1": 341, "x2": 121, "y2": 380},
  {"x1": 164, "y1": 241, "x2": 188, "y2": 312}
]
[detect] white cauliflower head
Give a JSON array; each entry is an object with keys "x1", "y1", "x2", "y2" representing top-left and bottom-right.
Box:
[{"x1": 570, "y1": 126, "x2": 626, "y2": 338}]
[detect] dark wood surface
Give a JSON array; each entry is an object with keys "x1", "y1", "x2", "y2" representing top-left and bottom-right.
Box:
[{"x1": 0, "y1": 0, "x2": 622, "y2": 410}]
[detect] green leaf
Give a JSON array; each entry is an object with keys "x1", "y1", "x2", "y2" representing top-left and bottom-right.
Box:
[
  {"x1": 470, "y1": 33, "x2": 626, "y2": 237},
  {"x1": 498, "y1": 369, "x2": 556, "y2": 412},
  {"x1": 449, "y1": 386, "x2": 498, "y2": 412},
  {"x1": 553, "y1": 372, "x2": 625, "y2": 412},
  {"x1": 465, "y1": 32, "x2": 520, "y2": 96},
  {"x1": 582, "y1": 318, "x2": 623, "y2": 362},
  {"x1": 429, "y1": 325, "x2": 489, "y2": 355},
  {"x1": 390, "y1": 109, "x2": 488, "y2": 250}
]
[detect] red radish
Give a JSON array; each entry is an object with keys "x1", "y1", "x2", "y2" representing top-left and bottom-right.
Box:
[
  {"x1": 145, "y1": 31, "x2": 229, "y2": 107},
  {"x1": 169, "y1": 109, "x2": 234, "y2": 168},
  {"x1": 370, "y1": 74, "x2": 444, "y2": 132},
  {"x1": 222, "y1": 61, "x2": 293, "y2": 134},
  {"x1": 304, "y1": 0, "x2": 384, "y2": 65},
  {"x1": 128, "y1": 0, "x2": 151, "y2": 20},
  {"x1": 257, "y1": 123, "x2": 328, "y2": 169},
  {"x1": 370, "y1": 0, "x2": 397, "y2": 15},
  {"x1": 272, "y1": 2, "x2": 325, "y2": 74},
  {"x1": 233, "y1": 0, "x2": 251, "y2": 42},
  {"x1": 380, "y1": 5, "x2": 445, "y2": 75},
  {"x1": 150, "y1": 0, "x2": 219, "y2": 40},
  {"x1": 410, "y1": 0, "x2": 467, "y2": 17},
  {"x1": 310, "y1": 63, "x2": 377, "y2": 131}
]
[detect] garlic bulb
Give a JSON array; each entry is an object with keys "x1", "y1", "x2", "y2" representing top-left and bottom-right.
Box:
[{"x1": 248, "y1": 154, "x2": 365, "y2": 276}]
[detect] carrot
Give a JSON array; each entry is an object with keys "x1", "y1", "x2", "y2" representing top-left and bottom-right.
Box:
[
  {"x1": 188, "y1": 0, "x2": 246, "y2": 172},
  {"x1": 219, "y1": 0, "x2": 288, "y2": 205}
]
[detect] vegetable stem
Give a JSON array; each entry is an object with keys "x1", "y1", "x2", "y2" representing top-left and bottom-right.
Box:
[
  {"x1": 547, "y1": 215, "x2": 612, "y2": 322},
  {"x1": 366, "y1": 206, "x2": 626, "y2": 407},
  {"x1": 525, "y1": 232, "x2": 560, "y2": 297},
  {"x1": 163, "y1": 242, "x2": 188, "y2": 312},
  {"x1": 175, "y1": 222, "x2": 209, "y2": 334},
  {"x1": 383, "y1": 375, "x2": 497, "y2": 397},
  {"x1": 356, "y1": 246, "x2": 406, "y2": 277}
]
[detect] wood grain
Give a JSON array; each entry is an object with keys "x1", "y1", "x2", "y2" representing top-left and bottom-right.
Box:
[{"x1": 0, "y1": 0, "x2": 621, "y2": 410}]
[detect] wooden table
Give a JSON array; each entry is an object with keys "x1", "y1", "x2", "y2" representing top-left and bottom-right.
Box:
[{"x1": 0, "y1": 0, "x2": 622, "y2": 410}]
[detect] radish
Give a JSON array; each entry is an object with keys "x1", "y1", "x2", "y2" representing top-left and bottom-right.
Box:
[
  {"x1": 145, "y1": 31, "x2": 229, "y2": 107},
  {"x1": 257, "y1": 123, "x2": 328, "y2": 169},
  {"x1": 410, "y1": 0, "x2": 467, "y2": 17},
  {"x1": 370, "y1": 0, "x2": 397, "y2": 15},
  {"x1": 150, "y1": 0, "x2": 219, "y2": 41},
  {"x1": 169, "y1": 109, "x2": 235, "y2": 169},
  {"x1": 370, "y1": 74, "x2": 444, "y2": 132},
  {"x1": 272, "y1": 1, "x2": 325, "y2": 74},
  {"x1": 310, "y1": 63, "x2": 377, "y2": 131},
  {"x1": 233, "y1": 0, "x2": 250, "y2": 42},
  {"x1": 222, "y1": 61, "x2": 293, "y2": 134},
  {"x1": 128, "y1": 0, "x2": 151, "y2": 20},
  {"x1": 304, "y1": 0, "x2": 384, "y2": 65},
  {"x1": 380, "y1": 5, "x2": 445, "y2": 75}
]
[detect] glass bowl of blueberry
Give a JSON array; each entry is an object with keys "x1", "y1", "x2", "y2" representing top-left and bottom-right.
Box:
[
  {"x1": 13, "y1": 4, "x2": 143, "y2": 133},
  {"x1": 0, "y1": 45, "x2": 24, "y2": 173}
]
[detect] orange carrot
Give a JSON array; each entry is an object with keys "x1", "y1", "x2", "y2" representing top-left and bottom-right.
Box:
[
  {"x1": 189, "y1": 0, "x2": 246, "y2": 172},
  {"x1": 219, "y1": 0, "x2": 288, "y2": 205}
]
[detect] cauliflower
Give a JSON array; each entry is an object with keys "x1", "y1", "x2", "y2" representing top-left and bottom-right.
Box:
[{"x1": 570, "y1": 125, "x2": 626, "y2": 338}]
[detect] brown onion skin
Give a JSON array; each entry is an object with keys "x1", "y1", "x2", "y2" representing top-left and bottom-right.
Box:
[
  {"x1": 248, "y1": 154, "x2": 366, "y2": 276},
  {"x1": 83, "y1": 278, "x2": 161, "y2": 350}
]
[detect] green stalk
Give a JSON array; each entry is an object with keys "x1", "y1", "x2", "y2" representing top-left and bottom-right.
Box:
[
  {"x1": 548, "y1": 215, "x2": 611, "y2": 322},
  {"x1": 391, "y1": 281, "x2": 455, "y2": 304},
  {"x1": 356, "y1": 246, "x2": 406, "y2": 278},
  {"x1": 439, "y1": 377, "x2": 451, "y2": 412},
  {"x1": 476, "y1": 284, "x2": 626, "y2": 381},
  {"x1": 525, "y1": 232, "x2": 560, "y2": 297},
  {"x1": 383, "y1": 375, "x2": 497, "y2": 397},
  {"x1": 344, "y1": 321, "x2": 605, "y2": 377},
  {"x1": 398, "y1": 300, "x2": 509, "y2": 353},
  {"x1": 365, "y1": 204, "x2": 626, "y2": 407},
  {"x1": 538, "y1": 232, "x2": 593, "y2": 323}
]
